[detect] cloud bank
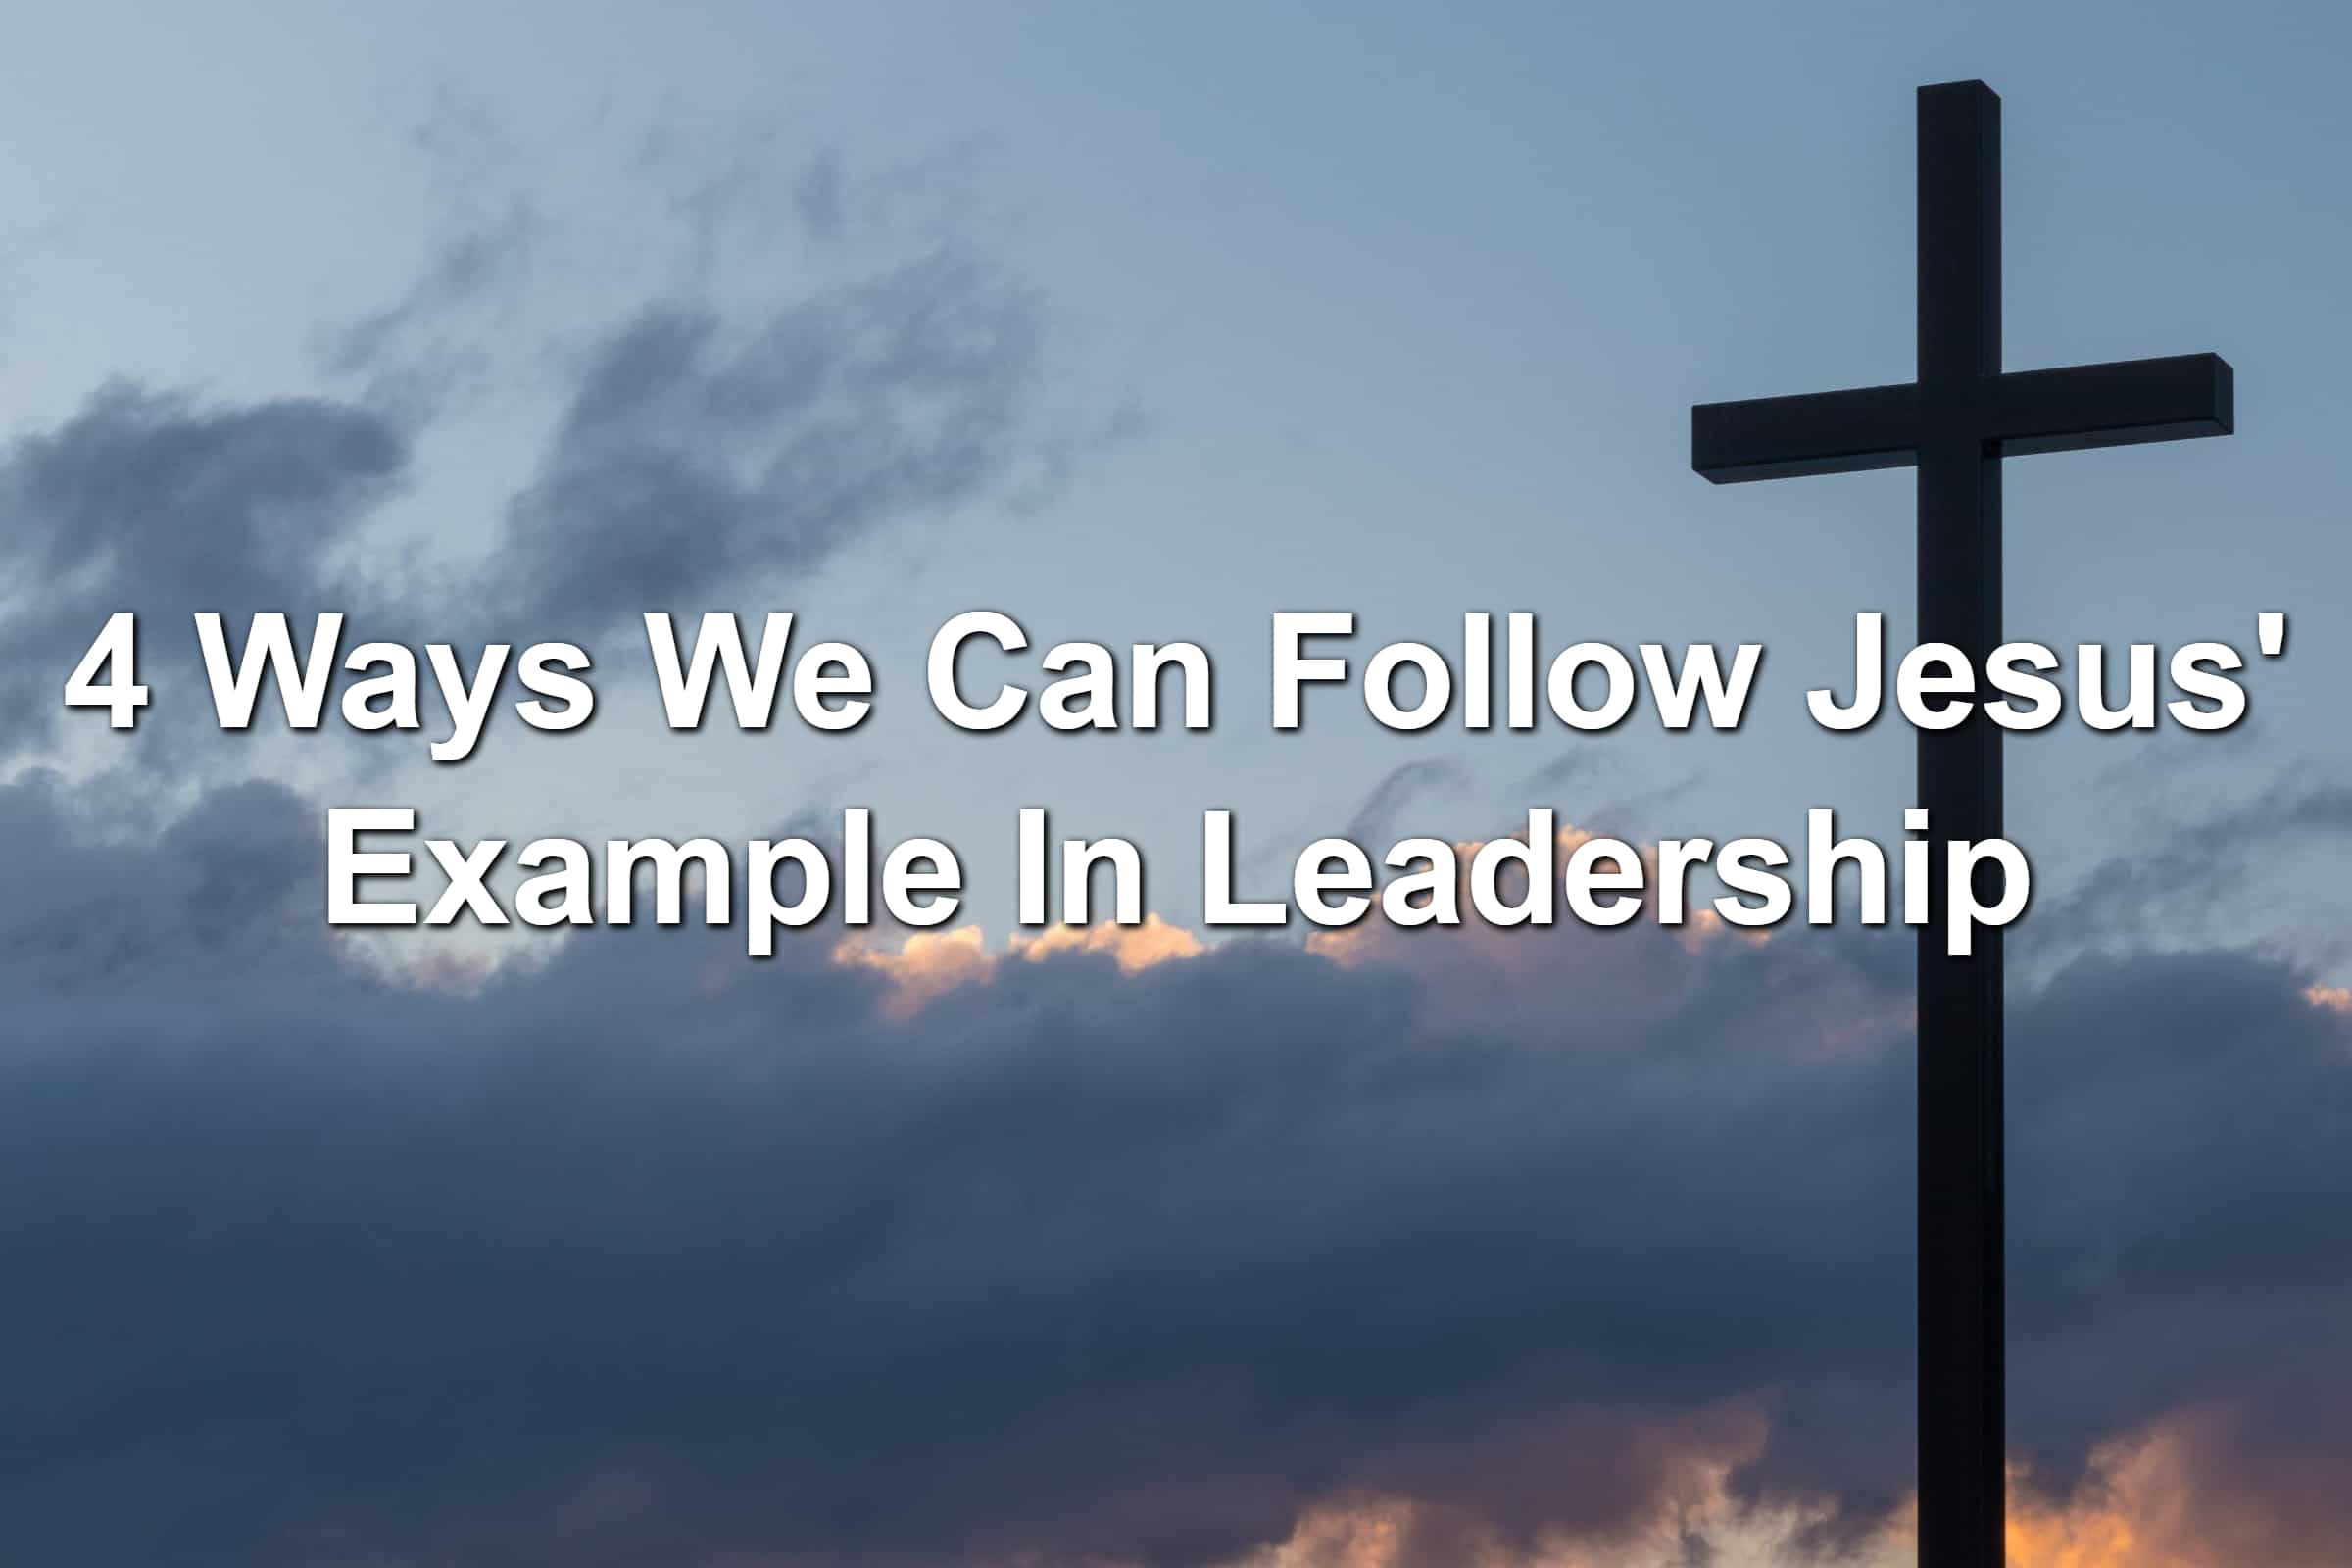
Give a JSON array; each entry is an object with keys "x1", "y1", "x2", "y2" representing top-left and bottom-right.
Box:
[{"x1": 2, "y1": 768, "x2": 2347, "y2": 1566}]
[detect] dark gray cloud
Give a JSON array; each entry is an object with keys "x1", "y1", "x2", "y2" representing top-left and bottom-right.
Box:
[
  {"x1": 488, "y1": 248, "x2": 1042, "y2": 641},
  {"x1": 2035, "y1": 767, "x2": 2352, "y2": 967},
  {"x1": 2, "y1": 771, "x2": 2346, "y2": 1565},
  {"x1": 0, "y1": 387, "x2": 409, "y2": 761},
  {"x1": 0, "y1": 224, "x2": 1052, "y2": 772}
]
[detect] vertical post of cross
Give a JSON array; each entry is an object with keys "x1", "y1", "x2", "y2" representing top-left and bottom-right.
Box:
[
  {"x1": 1693, "y1": 75, "x2": 2234, "y2": 1568},
  {"x1": 1913, "y1": 79, "x2": 2005, "y2": 1567}
]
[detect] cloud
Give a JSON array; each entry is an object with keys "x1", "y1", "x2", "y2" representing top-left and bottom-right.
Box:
[
  {"x1": 1343, "y1": 760, "x2": 1468, "y2": 844},
  {"x1": 796, "y1": 149, "x2": 847, "y2": 243},
  {"x1": 318, "y1": 199, "x2": 536, "y2": 405},
  {"x1": 0, "y1": 387, "x2": 409, "y2": 762},
  {"x1": 2034, "y1": 768, "x2": 2352, "y2": 963},
  {"x1": 0, "y1": 196, "x2": 1056, "y2": 776},
  {"x1": 2, "y1": 772, "x2": 2348, "y2": 1565},
  {"x1": 484, "y1": 247, "x2": 1044, "y2": 642}
]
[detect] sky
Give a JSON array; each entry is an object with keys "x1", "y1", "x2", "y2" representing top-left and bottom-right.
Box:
[{"x1": 0, "y1": 2, "x2": 2348, "y2": 1563}]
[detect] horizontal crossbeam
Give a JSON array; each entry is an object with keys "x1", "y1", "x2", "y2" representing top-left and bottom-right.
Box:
[
  {"x1": 1986, "y1": 353, "x2": 2232, "y2": 456},
  {"x1": 1691, "y1": 352, "x2": 2232, "y2": 483},
  {"x1": 1690, "y1": 383, "x2": 1918, "y2": 482}
]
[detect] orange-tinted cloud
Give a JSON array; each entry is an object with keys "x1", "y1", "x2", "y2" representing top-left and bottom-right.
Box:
[{"x1": 832, "y1": 915, "x2": 1202, "y2": 1016}]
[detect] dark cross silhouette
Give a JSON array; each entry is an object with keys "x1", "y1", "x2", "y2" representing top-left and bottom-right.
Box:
[{"x1": 1690, "y1": 81, "x2": 2231, "y2": 1566}]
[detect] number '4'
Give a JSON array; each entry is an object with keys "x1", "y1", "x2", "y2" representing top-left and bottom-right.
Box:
[{"x1": 64, "y1": 612, "x2": 150, "y2": 729}]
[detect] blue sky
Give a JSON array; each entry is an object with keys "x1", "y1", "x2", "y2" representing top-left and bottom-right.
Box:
[
  {"x1": 1, "y1": 4, "x2": 2348, "y2": 1563},
  {"x1": 3, "y1": 0, "x2": 2342, "y2": 952}
]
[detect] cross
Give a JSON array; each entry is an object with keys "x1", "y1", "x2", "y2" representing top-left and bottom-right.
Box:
[{"x1": 1690, "y1": 82, "x2": 2230, "y2": 1566}]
